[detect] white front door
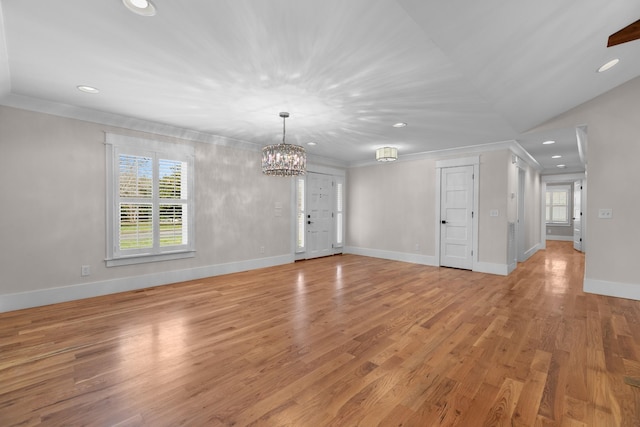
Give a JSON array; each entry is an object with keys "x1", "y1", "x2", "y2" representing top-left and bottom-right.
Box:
[
  {"x1": 573, "y1": 180, "x2": 582, "y2": 251},
  {"x1": 440, "y1": 166, "x2": 474, "y2": 270},
  {"x1": 306, "y1": 172, "x2": 333, "y2": 259}
]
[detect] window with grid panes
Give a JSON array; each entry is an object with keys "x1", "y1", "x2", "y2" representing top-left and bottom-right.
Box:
[
  {"x1": 106, "y1": 134, "x2": 195, "y2": 266},
  {"x1": 545, "y1": 185, "x2": 570, "y2": 225}
]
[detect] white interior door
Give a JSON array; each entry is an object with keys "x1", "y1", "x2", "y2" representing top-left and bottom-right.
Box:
[
  {"x1": 440, "y1": 166, "x2": 474, "y2": 269},
  {"x1": 306, "y1": 172, "x2": 333, "y2": 259},
  {"x1": 573, "y1": 180, "x2": 582, "y2": 251}
]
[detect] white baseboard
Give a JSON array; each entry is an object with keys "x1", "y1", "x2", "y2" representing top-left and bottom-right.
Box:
[
  {"x1": 0, "y1": 254, "x2": 294, "y2": 313},
  {"x1": 344, "y1": 246, "x2": 438, "y2": 266},
  {"x1": 583, "y1": 278, "x2": 640, "y2": 301},
  {"x1": 546, "y1": 235, "x2": 573, "y2": 241},
  {"x1": 345, "y1": 246, "x2": 513, "y2": 276},
  {"x1": 523, "y1": 243, "x2": 541, "y2": 261},
  {"x1": 474, "y1": 261, "x2": 509, "y2": 276}
]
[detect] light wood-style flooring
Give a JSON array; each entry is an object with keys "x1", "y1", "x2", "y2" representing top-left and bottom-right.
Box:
[{"x1": 2, "y1": 241, "x2": 640, "y2": 426}]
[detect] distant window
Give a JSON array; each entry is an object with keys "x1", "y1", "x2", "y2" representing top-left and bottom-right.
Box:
[
  {"x1": 545, "y1": 185, "x2": 570, "y2": 225},
  {"x1": 106, "y1": 134, "x2": 195, "y2": 266}
]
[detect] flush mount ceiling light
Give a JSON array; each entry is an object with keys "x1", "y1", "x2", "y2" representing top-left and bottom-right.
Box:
[
  {"x1": 262, "y1": 112, "x2": 307, "y2": 176},
  {"x1": 542, "y1": 140, "x2": 556, "y2": 145},
  {"x1": 123, "y1": 0, "x2": 156, "y2": 16},
  {"x1": 307, "y1": 141, "x2": 317, "y2": 146},
  {"x1": 597, "y1": 58, "x2": 619, "y2": 73},
  {"x1": 77, "y1": 85, "x2": 99, "y2": 94},
  {"x1": 557, "y1": 164, "x2": 567, "y2": 168},
  {"x1": 392, "y1": 122, "x2": 407, "y2": 128},
  {"x1": 376, "y1": 147, "x2": 398, "y2": 162},
  {"x1": 552, "y1": 155, "x2": 562, "y2": 159}
]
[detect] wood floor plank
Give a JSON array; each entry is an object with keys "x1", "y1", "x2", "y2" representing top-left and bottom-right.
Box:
[{"x1": 1, "y1": 241, "x2": 640, "y2": 426}]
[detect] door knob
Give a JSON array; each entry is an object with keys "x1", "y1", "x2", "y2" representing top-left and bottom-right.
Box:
[
  {"x1": 308, "y1": 220, "x2": 313, "y2": 225},
  {"x1": 441, "y1": 220, "x2": 447, "y2": 224}
]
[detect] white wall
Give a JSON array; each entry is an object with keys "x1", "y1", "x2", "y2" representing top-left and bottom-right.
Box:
[
  {"x1": 529, "y1": 75, "x2": 640, "y2": 300},
  {"x1": 346, "y1": 158, "x2": 436, "y2": 264},
  {"x1": 0, "y1": 106, "x2": 294, "y2": 311},
  {"x1": 345, "y1": 149, "x2": 538, "y2": 272}
]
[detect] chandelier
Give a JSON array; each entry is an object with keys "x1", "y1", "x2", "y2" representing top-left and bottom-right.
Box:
[
  {"x1": 262, "y1": 112, "x2": 306, "y2": 176},
  {"x1": 376, "y1": 146, "x2": 398, "y2": 162}
]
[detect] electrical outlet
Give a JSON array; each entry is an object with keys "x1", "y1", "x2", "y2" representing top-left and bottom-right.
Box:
[
  {"x1": 259, "y1": 246, "x2": 265, "y2": 254},
  {"x1": 414, "y1": 243, "x2": 420, "y2": 252},
  {"x1": 81, "y1": 265, "x2": 90, "y2": 277},
  {"x1": 598, "y1": 209, "x2": 613, "y2": 219}
]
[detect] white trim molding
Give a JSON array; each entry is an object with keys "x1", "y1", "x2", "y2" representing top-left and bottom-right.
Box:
[
  {"x1": 584, "y1": 278, "x2": 640, "y2": 301},
  {"x1": 344, "y1": 246, "x2": 438, "y2": 267},
  {"x1": 0, "y1": 254, "x2": 294, "y2": 313},
  {"x1": 474, "y1": 261, "x2": 509, "y2": 276},
  {"x1": 546, "y1": 235, "x2": 573, "y2": 241}
]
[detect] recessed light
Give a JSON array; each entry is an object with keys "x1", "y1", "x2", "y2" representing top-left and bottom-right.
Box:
[
  {"x1": 552, "y1": 155, "x2": 562, "y2": 159},
  {"x1": 77, "y1": 85, "x2": 99, "y2": 94},
  {"x1": 392, "y1": 122, "x2": 407, "y2": 128},
  {"x1": 597, "y1": 58, "x2": 619, "y2": 73},
  {"x1": 557, "y1": 164, "x2": 567, "y2": 168},
  {"x1": 307, "y1": 142, "x2": 317, "y2": 146},
  {"x1": 122, "y1": 0, "x2": 156, "y2": 16},
  {"x1": 542, "y1": 140, "x2": 555, "y2": 145}
]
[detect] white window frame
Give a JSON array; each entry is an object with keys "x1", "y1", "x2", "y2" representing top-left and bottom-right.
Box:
[
  {"x1": 334, "y1": 176, "x2": 344, "y2": 248},
  {"x1": 105, "y1": 133, "x2": 195, "y2": 267},
  {"x1": 295, "y1": 176, "x2": 306, "y2": 253},
  {"x1": 545, "y1": 184, "x2": 571, "y2": 226}
]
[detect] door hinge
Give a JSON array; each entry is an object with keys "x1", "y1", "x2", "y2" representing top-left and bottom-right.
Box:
[
  {"x1": 472, "y1": 173, "x2": 475, "y2": 180},
  {"x1": 471, "y1": 211, "x2": 474, "y2": 218},
  {"x1": 332, "y1": 212, "x2": 334, "y2": 218},
  {"x1": 580, "y1": 238, "x2": 582, "y2": 242},
  {"x1": 471, "y1": 250, "x2": 474, "y2": 256}
]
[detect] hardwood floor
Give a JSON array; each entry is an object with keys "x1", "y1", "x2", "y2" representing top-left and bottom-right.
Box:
[{"x1": 1, "y1": 241, "x2": 639, "y2": 426}]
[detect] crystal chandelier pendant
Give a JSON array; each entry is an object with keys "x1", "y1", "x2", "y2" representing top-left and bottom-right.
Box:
[{"x1": 262, "y1": 112, "x2": 307, "y2": 176}]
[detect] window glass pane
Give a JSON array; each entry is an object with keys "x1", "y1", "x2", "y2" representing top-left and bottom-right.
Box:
[
  {"x1": 297, "y1": 212, "x2": 305, "y2": 250},
  {"x1": 159, "y1": 203, "x2": 187, "y2": 246},
  {"x1": 553, "y1": 191, "x2": 567, "y2": 205},
  {"x1": 297, "y1": 178, "x2": 305, "y2": 212},
  {"x1": 336, "y1": 182, "x2": 343, "y2": 212},
  {"x1": 119, "y1": 155, "x2": 152, "y2": 198},
  {"x1": 159, "y1": 159, "x2": 186, "y2": 199},
  {"x1": 545, "y1": 206, "x2": 551, "y2": 222},
  {"x1": 336, "y1": 213, "x2": 343, "y2": 244},
  {"x1": 552, "y1": 206, "x2": 567, "y2": 222},
  {"x1": 296, "y1": 178, "x2": 305, "y2": 251},
  {"x1": 119, "y1": 203, "x2": 153, "y2": 249}
]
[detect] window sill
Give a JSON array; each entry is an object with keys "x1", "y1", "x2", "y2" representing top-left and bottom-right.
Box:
[
  {"x1": 106, "y1": 250, "x2": 196, "y2": 267},
  {"x1": 546, "y1": 223, "x2": 571, "y2": 227}
]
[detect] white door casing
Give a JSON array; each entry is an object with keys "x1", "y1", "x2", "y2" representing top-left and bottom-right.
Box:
[
  {"x1": 573, "y1": 180, "x2": 582, "y2": 252},
  {"x1": 440, "y1": 165, "x2": 474, "y2": 270}
]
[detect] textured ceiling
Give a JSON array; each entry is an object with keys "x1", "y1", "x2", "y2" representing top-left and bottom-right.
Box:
[{"x1": 1, "y1": 0, "x2": 639, "y2": 172}]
